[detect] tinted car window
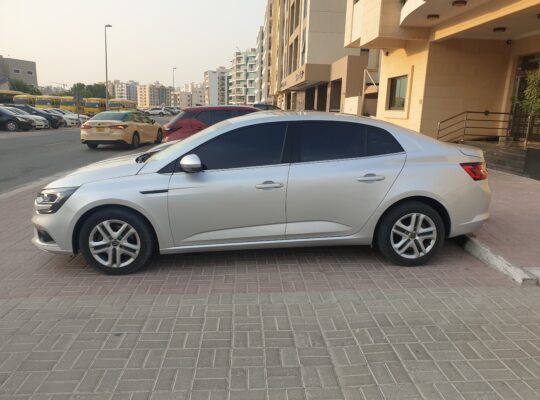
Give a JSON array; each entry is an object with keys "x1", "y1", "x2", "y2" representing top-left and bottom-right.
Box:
[
  {"x1": 170, "y1": 111, "x2": 198, "y2": 123},
  {"x1": 366, "y1": 125, "x2": 404, "y2": 156},
  {"x1": 231, "y1": 109, "x2": 257, "y2": 117},
  {"x1": 91, "y1": 112, "x2": 128, "y2": 121},
  {"x1": 194, "y1": 122, "x2": 287, "y2": 170},
  {"x1": 297, "y1": 122, "x2": 367, "y2": 163},
  {"x1": 196, "y1": 110, "x2": 232, "y2": 126}
]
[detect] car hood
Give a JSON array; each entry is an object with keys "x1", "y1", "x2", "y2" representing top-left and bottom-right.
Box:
[{"x1": 45, "y1": 153, "x2": 145, "y2": 188}]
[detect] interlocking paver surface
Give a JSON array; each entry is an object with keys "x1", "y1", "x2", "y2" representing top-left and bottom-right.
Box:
[{"x1": 1, "y1": 186, "x2": 540, "y2": 400}]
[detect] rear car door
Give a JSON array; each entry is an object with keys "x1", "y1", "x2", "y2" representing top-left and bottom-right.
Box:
[
  {"x1": 167, "y1": 122, "x2": 289, "y2": 246},
  {"x1": 285, "y1": 121, "x2": 406, "y2": 239}
]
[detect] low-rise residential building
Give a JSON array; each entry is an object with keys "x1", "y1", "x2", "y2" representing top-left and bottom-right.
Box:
[
  {"x1": 0, "y1": 55, "x2": 38, "y2": 89},
  {"x1": 344, "y1": 0, "x2": 540, "y2": 141},
  {"x1": 137, "y1": 82, "x2": 172, "y2": 108},
  {"x1": 204, "y1": 67, "x2": 229, "y2": 105},
  {"x1": 229, "y1": 49, "x2": 257, "y2": 105}
]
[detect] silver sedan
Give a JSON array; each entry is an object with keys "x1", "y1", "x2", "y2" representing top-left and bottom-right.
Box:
[{"x1": 31, "y1": 112, "x2": 490, "y2": 274}]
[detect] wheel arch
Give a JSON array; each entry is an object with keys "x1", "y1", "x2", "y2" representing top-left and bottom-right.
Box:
[
  {"x1": 72, "y1": 204, "x2": 159, "y2": 254},
  {"x1": 373, "y1": 195, "x2": 451, "y2": 244}
]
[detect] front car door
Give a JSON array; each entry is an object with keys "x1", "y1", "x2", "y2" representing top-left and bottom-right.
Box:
[
  {"x1": 286, "y1": 121, "x2": 406, "y2": 239},
  {"x1": 167, "y1": 122, "x2": 290, "y2": 246}
]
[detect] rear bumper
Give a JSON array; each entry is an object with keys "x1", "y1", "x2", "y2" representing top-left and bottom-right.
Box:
[{"x1": 81, "y1": 139, "x2": 129, "y2": 146}]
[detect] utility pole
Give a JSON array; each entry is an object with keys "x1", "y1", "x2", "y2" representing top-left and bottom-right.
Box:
[
  {"x1": 104, "y1": 24, "x2": 112, "y2": 110},
  {"x1": 172, "y1": 67, "x2": 177, "y2": 107}
]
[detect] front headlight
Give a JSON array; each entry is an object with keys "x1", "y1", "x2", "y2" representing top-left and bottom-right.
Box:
[
  {"x1": 16, "y1": 117, "x2": 26, "y2": 122},
  {"x1": 35, "y1": 187, "x2": 78, "y2": 214}
]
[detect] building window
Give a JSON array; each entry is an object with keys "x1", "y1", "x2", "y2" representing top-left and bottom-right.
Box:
[
  {"x1": 13, "y1": 69, "x2": 20, "y2": 74},
  {"x1": 388, "y1": 75, "x2": 407, "y2": 110},
  {"x1": 27, "y1": 71, "x2": 33, "y2": 75}
]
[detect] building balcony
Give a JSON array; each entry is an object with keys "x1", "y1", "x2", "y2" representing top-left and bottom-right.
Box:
[{"x1": 344, "y1": 0, "x2": 429, "y2": 49}]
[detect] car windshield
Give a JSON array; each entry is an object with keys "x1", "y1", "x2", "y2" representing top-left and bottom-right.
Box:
[
  {"x1": 7, "y1": 107, "x2": 26, "y2": 115},
  {"x1": 0, "y1": 107, "x2": 18, "y2": 116},
  {"x1": 149, "y1": 119, "x2": 232, "y2": 163},
  {"x1": 90, "y1": 112, "x2": 129, "y2": 121},
  {"x1": 169, "y1": 110, "x2": 197, "y2": 123}
]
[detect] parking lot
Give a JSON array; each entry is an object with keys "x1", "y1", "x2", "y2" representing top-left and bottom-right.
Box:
[{"x1": 0, "y1": 116, "x2": 171, "y2": 195}]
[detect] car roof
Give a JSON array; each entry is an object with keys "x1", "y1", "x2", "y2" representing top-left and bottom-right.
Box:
[{"x1": 184, "y1": 105, "x2": 259, "y2": 112}]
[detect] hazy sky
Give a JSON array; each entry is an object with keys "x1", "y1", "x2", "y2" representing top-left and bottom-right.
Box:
[{"x1": 1, "y1": 0, "x2": 266, "y2": 88}]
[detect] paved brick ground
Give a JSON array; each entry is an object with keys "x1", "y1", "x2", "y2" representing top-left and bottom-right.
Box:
[{"x1": 1, "y1": 186, "x2": 540, "y2": 400}]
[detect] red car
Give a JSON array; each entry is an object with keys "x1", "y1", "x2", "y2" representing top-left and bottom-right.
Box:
[{"x1": 163, "y1": 105, "x2": 259, "y2": 142}]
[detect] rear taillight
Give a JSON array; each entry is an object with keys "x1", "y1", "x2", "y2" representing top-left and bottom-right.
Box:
[
  {"x1": 109, "y1": 124, "x2": 128, "y2": 129},
  {"x1": 81, "y1": 124, "x2": 91, "y2": 129},
  {"x1": 460, "y1": 162, "x2": 488, "y2": 181}
]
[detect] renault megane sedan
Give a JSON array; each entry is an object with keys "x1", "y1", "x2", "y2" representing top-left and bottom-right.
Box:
[{"x1": 32, "y1": 112, "x2": 490, "y2": 274}]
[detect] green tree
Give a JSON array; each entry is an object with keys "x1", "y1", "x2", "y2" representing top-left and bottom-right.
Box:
[
  {"x1": 520, "y1": 69, "x2": 540, "y2": 117},
  {"x1": 519, "y1": 69, "x2": 540, "y2": 144},
  {"x1": 9, "y1": 79, "x2": 41, "y2": 95}
]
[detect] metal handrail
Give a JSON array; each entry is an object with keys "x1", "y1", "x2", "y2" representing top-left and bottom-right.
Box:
[{"x1": 437, "y1": 111, "x2": 512, "y2": 142}]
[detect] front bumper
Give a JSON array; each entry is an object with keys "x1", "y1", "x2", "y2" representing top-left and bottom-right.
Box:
[{"x1": 31, "y1": 226, "x2": 73, "y2": 255}]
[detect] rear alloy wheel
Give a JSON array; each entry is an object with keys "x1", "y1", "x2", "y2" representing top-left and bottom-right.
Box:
[
  {"x1": 376, "y1": 201, "x2": 445, "y2": 266},
  {"x1": 155, "y1": 129, "x2": 163, "y2": 144},
  {"x1": 5, "y1": 120, "x2": 18, "y2": 131},
  {"x1": 131, "y1": 133, "x2": 140, "y2": 149},
  {"x1": 86, "y1": 143, "x2": 98, "y2": 149},
  {"x1": 79, "y1": 208, "x2": 154, "y2": 274}
]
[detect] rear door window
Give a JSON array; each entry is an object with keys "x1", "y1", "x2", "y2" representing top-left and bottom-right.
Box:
[{"x1": 196, "y1": 110, "x2": 232, "y2": 126}]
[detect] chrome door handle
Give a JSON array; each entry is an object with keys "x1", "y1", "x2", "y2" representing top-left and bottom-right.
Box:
[
  {"x1": 255, "y1": 181, "x2": 284, "y2": 189},
  {"x1": 357, "y1": 174, "x2": 385, "y2": 183}
]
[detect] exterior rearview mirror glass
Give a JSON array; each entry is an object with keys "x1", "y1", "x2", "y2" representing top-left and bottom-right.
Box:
[{"x1": 179, "y1": 154, "x2": 202, "y2": 173}]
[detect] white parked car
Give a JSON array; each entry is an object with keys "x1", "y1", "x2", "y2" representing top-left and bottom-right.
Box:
[
  {"x1": 7, "y1": 107, "x2": 50, "y2": 129},
  {"x1": 146, "y1": 107, "x2": 172, "y2": 117},
  {"x1": 32, "y1": 112, "x2": 490, "y2": 275},
  {"x1": 45, "y1": 109, "x2": 80, "y2": 127},
  {"x1": 55, "y1": 109, "x2": 90, "y2": 124}
]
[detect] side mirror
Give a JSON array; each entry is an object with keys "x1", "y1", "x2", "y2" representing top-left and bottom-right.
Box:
[{"x1": 179, "y1": 154, "x2": 203, "y2": 173}]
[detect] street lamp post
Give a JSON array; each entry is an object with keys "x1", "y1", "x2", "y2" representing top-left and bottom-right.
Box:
[
  {"x1": 104, "y1": 24, "x2": 112, "y2": 110},
  {"x1": 172, "y1": 67, "x2": 177, "y2": 107}
]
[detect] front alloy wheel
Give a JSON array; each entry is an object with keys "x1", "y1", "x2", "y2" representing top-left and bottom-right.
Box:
[
  {"x1": 79, "y1": 208, "x2": 154, "y2": 274},
  {"x1": 6, "y1": 121, "x2": 18, "y2": 131},
  {"x1": 376, "y1": 201, "x2": 444, "y2": 266}
]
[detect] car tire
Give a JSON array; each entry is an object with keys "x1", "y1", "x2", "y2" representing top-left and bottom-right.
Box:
[
  {"x1": 131, "y1": 133, "x2": 140, "y2": 149},
  {"x1": 376, "y1": 201, "x2": 445, "y2": 267},
  {"x1": 159, "y1": 112, "x2": 164, "y2": 117},
  {"x1": 86, "y1": 143, "x2": 98, "y2": 149},
  {"x1": 79, "y1": 207, "x2": 155, "y2": 275},
  {"x1": 5, "y1": 120, "x2": 18, "y2": 132},
  {"x1": 155, "y1": 129, "x2": 163, "y2": 144}
]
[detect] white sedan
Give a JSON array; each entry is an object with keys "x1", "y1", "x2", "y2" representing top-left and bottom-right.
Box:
[
  {"x1": 145, "y1": 107, "x2": 172, "y2": 116},
  {"x1": 7, "y1": 107, "x2": 49, "y2": 129},
  {"x1": 31, "y1": 112, "x2": 490, "y2": 274},
  {"x1": 45, "y1": 109, "x2": 80, "y2": 127}
]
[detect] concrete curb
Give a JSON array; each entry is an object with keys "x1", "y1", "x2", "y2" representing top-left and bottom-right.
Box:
[{"x1": 457, "y1": 235, "x2": 538, "y2": 285}]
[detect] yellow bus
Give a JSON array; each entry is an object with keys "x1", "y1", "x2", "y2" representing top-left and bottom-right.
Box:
[
  {"x1": 59, "y1": 96, "x2": 77, "y2": 113},
  {"x1": 109, "y1": 99, "x2": 137, "y2": 111},
  {"x1": 35, "y1": 95, "x2": 61, "y2": 109},
  {"x1": 84, "y1": 98, "x2": 106, "y2": 115},
  {"x1": 13, "y1": 94, "x2": 37, "y2": 106}
]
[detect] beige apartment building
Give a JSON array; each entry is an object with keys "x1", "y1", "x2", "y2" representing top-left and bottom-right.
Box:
[
  {"x1": 136, "y1": 82, "x2": 172, "y2": 108},
  {"x1": 344, "y1": 0, "x2": 540, "y2": 141},
  {"x1": 268, "y1": 0, "x2": 379, "y2": 113}
]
